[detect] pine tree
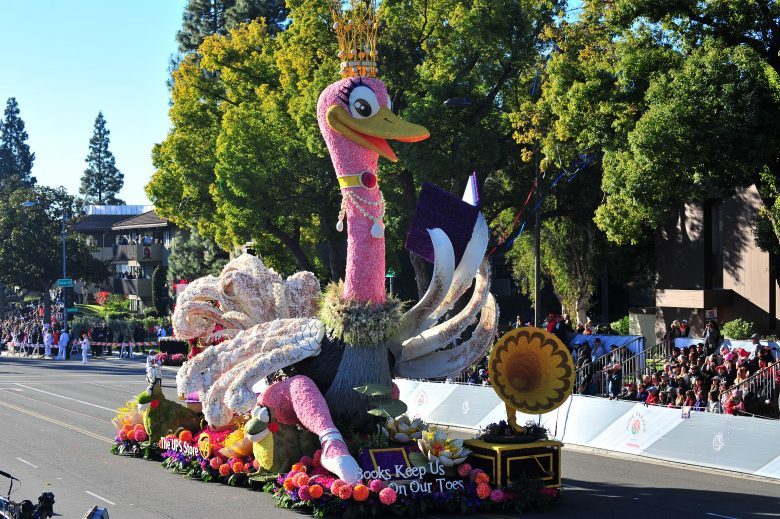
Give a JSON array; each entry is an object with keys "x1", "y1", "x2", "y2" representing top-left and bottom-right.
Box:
[
  {"x1": 80, "y1": 112, "x2": 124, "y2": 205},
  {"x1": 176, "y1": 0, "x2": 288, "y2": 52},
  {"x1": 0, "y1": 97, "x2": 36, "y2": 188},
  {"x1": 177, "y1": 0, "x2": 235, "y2": 52}
]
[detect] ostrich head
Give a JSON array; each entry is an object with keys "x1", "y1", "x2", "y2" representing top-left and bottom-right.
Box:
[{"x1": 316, "y1": 77, "x2": 429, "y2": 177}]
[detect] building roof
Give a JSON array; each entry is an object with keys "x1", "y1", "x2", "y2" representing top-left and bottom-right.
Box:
[
  {"x1": 72, "y1": 214, "x2": 134, "y2": 233},
  {"x1": 112, "y1": 210, "x2": 169, "y2": 230}
]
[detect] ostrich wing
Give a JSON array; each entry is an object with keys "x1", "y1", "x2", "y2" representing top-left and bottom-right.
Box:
[
  {"x1": 395, "y1": 293, "x2": 498, "y2": 379},
  {"x1": 389, "y1": 228, "x2": 455, "y2": 359},
  {"x1": 425, "y1": 214, "x2": 489, "y2": 327},
  {"x1": 398, "y1": 260, "x2": 492, "y2": 363},
  {"x1": 179, "y1": 318, "x2": 324, "y2": 427}
]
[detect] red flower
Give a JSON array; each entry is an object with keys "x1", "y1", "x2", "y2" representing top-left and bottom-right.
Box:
[
  {"x1": 150, "y1": 400, "x2": 160, "y2": 409},
  {"x1": 268, "y1": 422, "x2": 279, "y2": 434}
]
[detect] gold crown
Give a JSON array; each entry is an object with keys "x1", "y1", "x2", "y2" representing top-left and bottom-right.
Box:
[{"x1": 327, "y1": 0, "x2": 381, "y2": 78}]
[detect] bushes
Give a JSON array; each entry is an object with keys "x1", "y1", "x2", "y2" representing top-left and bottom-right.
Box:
[
  {"x1": 95, "y1": 291, "x2": 112, "y2": 306},
  {"x1": 722, "y1": 318, "x2": 754, "y2": 340},
  {"x1": 611, "y1": 315, "x2": 630, "y2": 336}
]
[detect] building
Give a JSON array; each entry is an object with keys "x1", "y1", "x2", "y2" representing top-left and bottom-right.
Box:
[
  {"x1": 73, "y1": 205, "x2": 177, "y2": 312},
  {"x1": 655, "y1": 186, "x2": 778, "y2": 337}
]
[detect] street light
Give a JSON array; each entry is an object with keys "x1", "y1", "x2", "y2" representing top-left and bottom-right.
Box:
[{"x1": 21, "y1": 199, "x2": 69, "y2": 331}]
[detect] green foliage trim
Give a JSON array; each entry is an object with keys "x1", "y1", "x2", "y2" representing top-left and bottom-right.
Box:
[
  {"x1": 722, "y1": 318, "x2": 754, "y2": 340},
  {"x1": 318, "y1": 282, "x2": 402, "y2": 346}
]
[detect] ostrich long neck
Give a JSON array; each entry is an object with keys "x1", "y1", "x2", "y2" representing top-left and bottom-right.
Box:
[{"x1": 330, "y1": 146, "x2": 386, "y2": 305}]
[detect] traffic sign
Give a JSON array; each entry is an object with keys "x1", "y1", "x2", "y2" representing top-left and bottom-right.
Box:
[{"x1": 56, "y1": 278, "x2": 74, "y2": 288}]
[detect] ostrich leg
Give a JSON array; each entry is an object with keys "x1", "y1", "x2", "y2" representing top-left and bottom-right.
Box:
[{"x1": 259, "y1": 376, "x2": 361, "y2": 484}]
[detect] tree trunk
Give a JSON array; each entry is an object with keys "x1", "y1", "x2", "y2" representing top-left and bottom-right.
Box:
[
  {"x1": 263, "y1": 219, "x2": 314, "y2": 272},
  {"x1": 398, "y1": 169, "x2": 430, "y2": 298},
  {"x1": 40, "y1": 281, "x2": 51, "y2": 328}
]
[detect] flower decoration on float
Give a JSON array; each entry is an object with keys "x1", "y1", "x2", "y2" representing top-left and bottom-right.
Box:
[
  {"x1": 416, "y1": 429, "x2": 471, "y2": 467},
  {"x1": 489, "y1": 327, "x2": 575, "y2": 416},
  {"x1": 383, "y1": 415, "x2": 427, "y2": 444}
]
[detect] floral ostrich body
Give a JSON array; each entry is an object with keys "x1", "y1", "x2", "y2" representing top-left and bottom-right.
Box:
[{"x1": 173, "y1": 7, "x2": 498, "y2": 487}]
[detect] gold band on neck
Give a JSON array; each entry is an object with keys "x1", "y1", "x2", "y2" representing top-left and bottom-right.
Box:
[{"x1": 338, "y1": 174, "x2": 364, "y2": 189}]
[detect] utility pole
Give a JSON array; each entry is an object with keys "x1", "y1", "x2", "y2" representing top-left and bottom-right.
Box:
[
  {"x1": 62, "y1": 209, "x2": 68, "y2": 332},
  {"x1": 534, "y1": 156, "x2": 541, "y2": 327}
]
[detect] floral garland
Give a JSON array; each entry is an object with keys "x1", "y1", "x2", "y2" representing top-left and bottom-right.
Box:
[
  {"x1": 318, "y1": 282, "x2": 403, "y2": 345},
  {"x1": 265, "y1": 455, "x2": 559, "y2": 518}
]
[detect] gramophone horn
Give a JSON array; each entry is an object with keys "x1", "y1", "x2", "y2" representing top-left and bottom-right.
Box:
[{"x1": 488, "y1": 327, "x2": 575, "y2": 414}]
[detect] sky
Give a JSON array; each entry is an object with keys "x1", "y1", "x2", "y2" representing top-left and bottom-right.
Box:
[{"x1": 0, "y1": 0, "x2": 187, "y2": 205}]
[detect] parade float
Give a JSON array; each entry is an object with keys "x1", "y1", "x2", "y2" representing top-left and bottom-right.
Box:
[{"x1": 111, "y1": 1, "x2": 573, "y2": 515}]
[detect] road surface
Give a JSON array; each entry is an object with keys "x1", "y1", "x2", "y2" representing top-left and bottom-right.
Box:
[{"x1": 0, "y1": 355, "x2": 778, "y2": 518}]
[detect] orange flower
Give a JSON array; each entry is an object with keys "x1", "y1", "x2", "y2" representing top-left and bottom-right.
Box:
[
  {"x1": 337, "y1": 484, "x2": 353, "y2": 500},
  {"x1": 309, "y1": 484, "x2": 324, "y2": 499},
  {"x1": 232, "y1": 462, "x2": 244, "y2": 473},
  {"x1": 179, "y1": 430, "x2": 193, "y2": 443},
  {"x1": 353, "y1": 484, "x2": 369, "y2": 502},
  {"x1": 294, "y1": 473, "x2": 310, "y2": 488},
  {"x1": 291, "y1": 463, "x2": 306, "y2": 473},
  {"x1": 476, "y1": 483, "x2": 491, "y2": 499},
  {"x1": 283, "y1": 478, "x2": 296, "y2": 491},
  {"x1": 475, "y1": 472, "x2": 490, "y2": 485},
  {"x1": 218, "y1": 464, "x2": 231, "y2": 477}
]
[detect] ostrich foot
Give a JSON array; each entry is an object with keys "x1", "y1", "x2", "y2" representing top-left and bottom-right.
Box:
[{"x1": 319, "y1": 428, "x2": 361, "y2": 484}]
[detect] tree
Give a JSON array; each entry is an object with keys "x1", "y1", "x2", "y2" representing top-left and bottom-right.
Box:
[
  {"x1": 80, "y1": 112, "x2": 124, "y2": 205},
  {"x1": 520, "y1": 0, "x2": 780, "y2": 249},
  {"x1": 0, "y1": 186, "x2": 109, "y2": 324},
  {"x1": 508, "y1": 217, "x2": 601, "y2": 324},
  {"x1": 152, "y1": 265, "x2": 169, "y2": 316},
  {"x1": 177, "y1": 0, "x2": 288, "y2": 52},
  {"x1": 167, "y1": 228, "x2": 229, "y2": 282},
  {"x1": 151, "y1": 0, "x2": 563, "y2": 299},
  {"x1": 0, "y1": 97, "x2": 36, "y2": 188}
]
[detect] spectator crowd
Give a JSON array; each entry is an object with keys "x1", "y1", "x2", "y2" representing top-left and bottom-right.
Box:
[{"x1": 575, "y1": 321, "x2": 779, "y2": 417}]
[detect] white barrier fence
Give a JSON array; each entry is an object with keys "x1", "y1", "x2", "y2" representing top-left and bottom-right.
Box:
[{"x1": 396, "y1": 379, "x2": 780, "y2": 480}]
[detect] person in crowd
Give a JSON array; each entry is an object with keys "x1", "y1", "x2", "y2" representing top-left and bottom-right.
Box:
[
  {"x1": 56, "y1": 327, "x2": 70, "y2": 360},
  {"x1": 583, "y1": 319, "x2": 594, "y2": 335},
  {"x1": 645, "y1": 387, "x2": 659, "y2": 405},
  {"x1": 684, "y1": 390, "x2": 695, "y2": 407},
  {"x1": 43, "y1": 327, "x2": 53, "y2": 358},
  {"x1": 607, "y1": 364, "x2": 623, "y2": 399},
  {"x1": 658, "y1": 391, "x2": 669, "y2": 406},
  {"x1": 514, "y1": 315, "x2": 522, "y2": 328},
  {"x1": 577, "y1": 352, "x2": 595, "y2": 395},
  {"x1": 725, "y1": 390, "x2": 745, "y2": 415},
  {"x1": 693, "y1": 390, "x2": 707, "y2": 411},
  {"x1": 591, "y1": 337, "x2": 607, "y2": 362},
  {"x1": 679, "y1": 319, "x2": 690, "y2": 337},
  {"x1": 704, "y1": 320, "x2": 721, "y2": 354},
  {"x1": 617, "y1": 382, "x2": 637, "y2": 400},
  {"x1": 708, "y1": 390, "x2": 722, "y2": 413},
  {"x1": 667, "y1": 388, "x2": 678, "y2": 407},
  {"x1": 80, "y1": 332, "x2": 91, "y2": 365},
  {"x1": 636, "y1": 383, "x2": 649, "y2": 403}
]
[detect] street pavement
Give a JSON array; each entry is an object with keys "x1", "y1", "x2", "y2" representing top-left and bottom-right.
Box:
[{"x1": 0, "y1": 354, "x2": 778, "y2": 519}]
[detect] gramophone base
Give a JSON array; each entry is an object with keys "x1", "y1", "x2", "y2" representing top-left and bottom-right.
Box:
[{"x1": 464, "y1": 439, "x2": 562, "y2": 488}]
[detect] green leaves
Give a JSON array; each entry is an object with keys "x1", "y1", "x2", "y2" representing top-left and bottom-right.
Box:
[
  {"x1": 354, "y1": 384, "x2": 408, "y2": 418},
  {"x1": 353, "y1": 384, "x2": 393, "y2": 397}
]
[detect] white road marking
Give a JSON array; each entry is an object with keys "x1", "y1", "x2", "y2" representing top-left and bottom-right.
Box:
[
  {"x1": 2, "y1": 390, "x2": 109, "y2": 422},
  {"x1": 0, "y1": 388, "x2": 23, "y2": 391},
  {"x1": 562, "y1": 484, "x2": 595, "y2": 491},
  {"x1": 0, "y1": 400, "x2": 113, "y2": 443},
  {"x1": 706, "y1": 514, "x2": 738, "y2": 519},
  {"x1": 85, "y1": 491, "x2": 116, "y2": 506},
  {"x1": 16, "y1": 457, "x2": 38, "y2": 468},
  {"x1": 86, "y1": 382, "x2": 139, "y2": 394},
  {"x1": 13, "y1": 384, "x2": 116, "y2": 412}
]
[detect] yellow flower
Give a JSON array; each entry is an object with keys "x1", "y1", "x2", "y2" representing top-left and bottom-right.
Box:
[{"x1": 489, "y1": 327, "x2": 574, "y2": 414}]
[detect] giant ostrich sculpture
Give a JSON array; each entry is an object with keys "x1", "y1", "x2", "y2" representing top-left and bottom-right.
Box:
[{"x1": 173, "y1": 3, "x2": 497, "y2": 485}]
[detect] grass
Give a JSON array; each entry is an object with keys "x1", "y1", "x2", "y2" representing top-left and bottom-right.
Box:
[{"x1": 76, "y1": 304, "x2": 104, "y2": 317}]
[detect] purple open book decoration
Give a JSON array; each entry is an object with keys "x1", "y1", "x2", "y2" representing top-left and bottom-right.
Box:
[{"x1": 405, "y1": 182, "x2": 479, "y2": 264}]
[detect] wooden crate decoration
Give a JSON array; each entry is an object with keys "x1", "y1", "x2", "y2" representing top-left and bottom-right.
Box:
[{"x1": 464, "y1": 439, "x2": 562, "y2": 488}]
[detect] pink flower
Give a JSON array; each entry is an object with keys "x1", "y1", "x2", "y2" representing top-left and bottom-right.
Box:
[
  {"x1": 490, "y1": 489, "x2": 504, "y2": 502},
  {"x1": 379, "y1": 487, "x2": 397, "y2": 505},
  {"x1": 298, "y1": 485, "x2": 312, "y2": 501},
  {"x1": 469, "y1": 468, "x2": 484, "y2": 482},
  {"x1": 312, "y1": 449, "x2": 322, "y2": 468},
  {"x1": 209, "y1": 457, "x2": 222, "y2": 470},
  {"x1": 457, "y1": 463, "x2": 472, "y2": 478},
  {"x1": 299, "y1": 455, "x2": 313, "y2": 467},
  {"x1": 476, "y1": 483, "x2": 491, "y2": 499},
  {"x1": 369, "y1": 479, "x2": 384, "y2": 493},
  {"x1": 133, "y1": 429, "x2": 148, "y2": 442},
  {"x1": 539, "y1": 487, "x2": 558, "y2": 497}
]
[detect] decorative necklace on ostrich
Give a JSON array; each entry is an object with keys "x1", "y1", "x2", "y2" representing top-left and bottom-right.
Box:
[{"x1": 336, "y1": 171, "x2": 385, "y2": 239}]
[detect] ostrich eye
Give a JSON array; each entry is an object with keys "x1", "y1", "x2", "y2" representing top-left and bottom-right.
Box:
[{"x1": 348, "y1": 85, "x2": 380, "y2": 119}]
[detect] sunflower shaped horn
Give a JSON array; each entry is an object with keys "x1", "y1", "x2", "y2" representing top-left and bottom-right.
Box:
[{"x1": 488, "y1": 327, "x2": 575, "y2": 419}]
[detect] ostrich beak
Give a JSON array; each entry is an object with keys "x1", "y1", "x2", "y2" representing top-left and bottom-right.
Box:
[{"x1": 326, "y1": 106, "x2": 430, "y2": 162}]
